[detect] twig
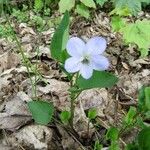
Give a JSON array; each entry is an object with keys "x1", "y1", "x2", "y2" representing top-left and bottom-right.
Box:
[{"x1": 53, "y1": 118, "x2": 86, "y2": 150}]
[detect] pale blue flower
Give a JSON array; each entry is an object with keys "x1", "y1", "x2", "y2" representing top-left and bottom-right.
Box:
[{"x1": 64, "y1": 37, "x2": 109, "y2": 79}]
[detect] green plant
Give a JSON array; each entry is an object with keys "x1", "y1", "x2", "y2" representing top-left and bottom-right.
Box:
[
  {"x1": 60, "y1": 110, "x2": 71, "y2": 124},
  {"x1": 4, "y1": 14, "x2": 54, "y2": 125},
  {"x1": 30, "y1": 15, "x2": 46, "y2": 31},
  {"x1": 0, "y1": 24, "x2": 13, "y2": 39},
  {"x1": 28, "y1": 101, "x2": 54, "y2": 125},
  {"x1": 0, "y1": 0, "x2": 10, "y2": 15},
  {"x1": 120, "y1": 19, "x2": 150, "y2": 57},
  {"x1": 94, "y1": 140, "x2": 103, "y2": 150},
  {"x1": 12, "y1": 8, "x2": 29, "y2": 22},
  {"x1": 58, "y1": 0, "x2": 109, "y2": 18},
  {"x1": 106, "y1": 127, "x2": 120, "y2": 150},
  {"x1": 3, "y1": 1, "x2": 150, "y2": 149},
  {"x1": 34, "y1": 0, "x2": 54, "y2": 12},
  {"x1": 104, "y1": 86, "x2": 150, "y2": 149},
  {"x1": 50, "y1": 11, "x2": 118, "y2": 128}
]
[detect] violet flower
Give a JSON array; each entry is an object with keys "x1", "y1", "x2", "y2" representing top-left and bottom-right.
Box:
[{"x1": 64, "y1": 37, "x2": 109, "y2": 79}]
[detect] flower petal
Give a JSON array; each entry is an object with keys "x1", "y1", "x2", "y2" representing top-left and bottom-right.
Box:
[
  {"x1": 79, "y1": 64, "x2": 93, "y2": 79},
  {"x1": 65, "y1": 57, "x2": 81, "y2": 73},
  {"x1": 86, "y1": 36, "x2": 107, "y2": 55},
  {"x1": 91, "y1": 55, "x2": 109, "y2": 71},
  {"x1": 66, "y1": 37, "x2": 85, "y2": 57}
]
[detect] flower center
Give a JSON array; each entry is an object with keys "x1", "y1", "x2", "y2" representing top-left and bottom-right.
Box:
[{"x1": 81, "y1": 56, "x2": 90, "y2": 64}]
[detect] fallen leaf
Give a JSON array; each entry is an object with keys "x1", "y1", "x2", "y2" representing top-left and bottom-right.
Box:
[
  {"x1": 15, "y1": 125, "x2": 53, "y2": 149},
  {"x1": 0, "y1": 51, "x2": 20, "y2": 74},
  {"x1": 77, "y1": 89, "x2": 108, "y2": 116},
  {"x1": 2, "y1": 125, "x2": 54, "y2": 150},
  {"x1": 33, "y1": 79, "x2": 70, "y2": 110},
  {"x1": 0, "y1": 92, "x2": 31, "y2": 131}
]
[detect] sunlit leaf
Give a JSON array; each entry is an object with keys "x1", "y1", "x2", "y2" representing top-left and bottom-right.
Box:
[
  {"x1": 80, "y1": 0, "x2": 96, "y2": 8},
  {"x1": 59, "y1": 0, "x2": 75, "y2": 13},
  {"x1": 124, "y1": 106, "x2": 137, "y2": 125},
  {"x1": 111, "y1": 16, "x2": 125, "y2": 31},
  {"x1": 60, "y1": 110, "x2": 71, "y2": 124},
  {"x1": 96, "y1": 0, "x2": 108, "y2": 6},
  {"x1": 106, "y1": 127, "x2": 119, "y2": 141},
  {"x1": 34, "y1": 0, "x2": 43, "y2": 11},
  {"x1": 75, "y1": 4, "x2": 90, "y2": 19},
  {"x1": 88, "y1": 108, "x2": 97, "y2": 120},
  {"x1": 113, "y1": 0, "x2": 142, "y2": 15},
  {"x1": 120, "y1": 20, "x2": 150, "y2": 56}
]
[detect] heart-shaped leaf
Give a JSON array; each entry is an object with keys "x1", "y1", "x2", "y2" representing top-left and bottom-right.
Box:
[{"x1": 28, "y1": 101, "x2": 54, "y2": 125}]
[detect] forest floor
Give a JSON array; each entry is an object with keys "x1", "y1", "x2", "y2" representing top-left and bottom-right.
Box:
[{"x1": 0, "y1": 7, "x2": 150, "y2": 150}]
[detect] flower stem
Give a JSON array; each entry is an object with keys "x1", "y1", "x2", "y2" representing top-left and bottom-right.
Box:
[
  {"x1": 70, "y1": 96, "x2": 75, "y2": 128},
  {"x1": 69, "y1": 91, "x2": 81, "y2": 129}
]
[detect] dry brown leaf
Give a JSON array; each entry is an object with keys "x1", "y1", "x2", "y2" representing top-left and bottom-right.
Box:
[
  {"x1": 118, "y1": 71, "x2": 150, "y2": 98},
  {"x1": 33, "y1": 79, "x2": 70, "y2": 110},
  {"x1": 19, "y1": 23, "x2": 36, "y2": 35},
  {"x1": 15, "y1": 125, "x2": 53, "y2": 149},
  {"x1": 0, "y1": 74, "x2": 12, "y2": 97},
  {"x1": 0, "y1": 51, "x2": 20, "y2": 74},
  {"x1": 129, "y1": 58, "x2": 150, "y2": 68},
  {"x1": 21, "y1": 35, "x2": 32, "y2": 43},
  {"x1": 2, "y1": 125, "x2": 53, "y2": 150},
  {"x1": 74, "y1": 105, "x2": 94, "y2": 138},
  {"x1": 77, "y1": 89, "x2": 108, "y2": 117},
  {"x1": 0, "y1": 92, "x2": 31, "y2": 131},
  {"x1": 0, "y1": 144, "x2": 12, "y2": 150},
  {"x1": 56, "y1": 124, "x2": 81, "y2": 150}
]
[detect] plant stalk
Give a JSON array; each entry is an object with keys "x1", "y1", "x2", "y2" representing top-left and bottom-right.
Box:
[{"x1": 5, "y1": 14, "x2": 36, "y2": 98}]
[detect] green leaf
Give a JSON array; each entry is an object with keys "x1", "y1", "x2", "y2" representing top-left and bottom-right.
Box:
[
  {"x1": 113, "y1": 0, "x2": 142, "y2": 16},
  {"x1": 80, "y1": 0, "x2": 96, "y2": 8},
  {"x1": 34, "y1": 0, "x2": 43, "y2": 11},
  {"x1": 50, "y1": 11, "x2": 70, "y2": 62},
  {"x1": 76, "y1": 71, "x2": 118, "y2": 90},
  {"x1": 138, "y1": 86, "x2": 150, "y2": 112},
  {"x1": 59, "y1": 0, "x2": 75, "y2": 13},
  {"x1": 138, "y1": 127, "x2": 150, "y2": 150},
  {"x1": 145, "y1": 87, "x2": 150, "y2": 110},
  {"x1": 28, "y1": 101, "x2": 54, "y2": 125},
  {"x1": 106, "y1": 127, "x2": 120, "y2": 150},
  {"x1": 110, "y1": 142, "x2": 120, "y2": 150},
  {"x1": 110, "y1": 7, "x2": 131, "y2": 16},
  {"x1": 75, "y1": 4, "x2": 90, "y2": 19},
  {"x1": 60, "y1": 110, "x2": 71, "y2": 124},
  {"x1": 60, "y1": 49, "x2": 70, "y2": 63},
  {"x1": 94, "y1": 140, "x2": 103, "y2": 150},
  {"x1": 141, "y1": 0, "x2": 150, "y2": 4},
  {"x1": 111, "y1": 16, "x2": 125, "y2": 31},
  {"x1": 145, "y1": 111, "x2": 150, "y2": 119},
  {"x1": 138, "y1": 86, "x2": 146, "y2": 111},
  {"x1": 96, "y1": 0, "x2": 108, "y2": 6},
  {"x1": 124, "y1": 106, "x2": 137, "y2": 125},
  {"x1": 136, "y1": 116, "x2": 146, "y2": 129},
  {"x1": 125, "y1": 144, "x2": 139, "y2": 150},
  {"x1": 88, "y1": 108, "x2": 97, "y2": 120},
  {"x1": 45, "y1": 0, "x2": 53, "y2": 5},
  {"x1": 106, "y1": 127, "x2": 119, "y2": 141},
  {"x1": 120, "y1": 19, "x2": 150, "y2": 56}
]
